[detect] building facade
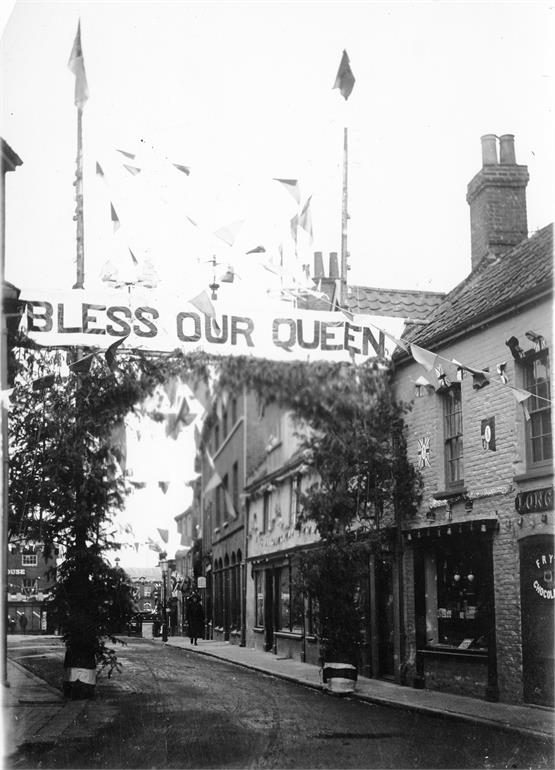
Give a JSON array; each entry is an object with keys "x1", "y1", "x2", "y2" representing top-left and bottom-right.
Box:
[
  {"x1": 393, "y1": 135, "x2": 553, "y2": 707},
  {"x1": 7, "y1": 542, "x2": 57, "y2": 634}
]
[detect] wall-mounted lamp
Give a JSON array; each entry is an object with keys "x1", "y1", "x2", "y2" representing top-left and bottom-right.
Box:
[{"x1": 506, "y1": 336, "x2": 524, "y2": 360}]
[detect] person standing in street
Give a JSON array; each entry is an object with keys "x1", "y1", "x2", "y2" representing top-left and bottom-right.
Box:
[
  {"x1": 186, "y1": 593, "x2": 204, "y2": 646},
  {"x1": 18, "y1": 614, "x2": 28, "y2": 634}
]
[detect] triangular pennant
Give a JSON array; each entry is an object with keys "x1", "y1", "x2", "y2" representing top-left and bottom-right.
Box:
[
  {"x1": 333, "y1": 49, "x2": 355, "y2": 100},
  {"x1": 32, "y1": 374, "x2": 55, "y2": 391},
  {"x1": 173, "y1": 163, "x2": 190, "y2": 175},
  {"x1": 299, "y1": 196, "x2": 313, "y2": 239},
  {"x1": 189, "y1": 291, "x2": 218, "y2": 325},
  {"x1": 95, "y1": 161, "x2": 104, "y2": 176},
  {"x1": 157, "y1": 528, "x2": 169, "y2": 542},
  {"x1": 410, "y1": 344, "x2": 438, "y2": 372},
  {"x1": 214, "y1": 219, "x2": 245, "y2": 247},
  {"x1": 110, "y1": 203, "x2": 120, "y2": 232},
  {"x1": 223, "y1": 487, "x2": 238, "y2": 520},
  {"x1": 123, "y1": 164, "x2": 141, "y2": 176},
  {"x1": 69, "y1": 353, "x2": 95, "y2": 374},
  {"x1": 204, "y1": 471, "x2": 222, "y2": 495},
  {"x1": 116, "y1": 148, "x2": 136, "y2": 160},
  {"x1": 273, "y1": 178, "x2": 301, "y2": 204},
  {"x1": 246, "y1": 245, "x2": 266, "y2": 254}
]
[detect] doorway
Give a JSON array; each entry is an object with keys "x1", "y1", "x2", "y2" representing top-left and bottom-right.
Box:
[
  {"x1": 376, "y1": 557, "x2": 395, "y2": 678},
  {"x1": 519, "y1": 534, "x2": 554, "y2": 707}
]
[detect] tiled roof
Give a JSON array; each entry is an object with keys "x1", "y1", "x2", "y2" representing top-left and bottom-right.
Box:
[
  {"x1": 346, "y1": 286, "x2": 445, "y2": 320},
  {"x1": 398, "y1": 223, "x2": 553, "y2": 352}
]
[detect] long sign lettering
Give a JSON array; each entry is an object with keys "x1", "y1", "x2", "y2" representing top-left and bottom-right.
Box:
[
  {"x1": 18, "y1": 289, "x2": 403, "y2": 364},
  {"x1": 515, "y1": 487, "x2": 554, "y2": 514}
]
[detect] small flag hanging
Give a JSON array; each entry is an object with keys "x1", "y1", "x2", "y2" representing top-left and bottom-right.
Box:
[
  {"x1": 299, "y1": 196, "x2": 313, "y2": 239},
  {"x1": 246, "y1": 245, "x2": 266, "y2": 254},
  {"x1": 157, "y1": 528, "x2": 169, "y2": 543},
  {"x1": 95, "y1": 162, "x2": 104, "y2": 177},
  {"x1": 110, "y1": 203, "x2": 120, "y2": 233},
  {"x1": 116, "y1": 149, "x2": 136, "y2": 160},
  {"x1": 497, "y1": 362, "x2": 508, "y2": 384},
  {"x1": 68, "y1": 21, "x2": 89, "y2": 108},
  {"x1": 173, "y1": 163, "x2": 190, "y2": 176},
  {"x1": 69, "y1": 353, "x2": 95, "y2": 374},
  {"x1": 32, "y1": 374, "x2": 55, "y2": 391},
  {"x1": 223, "y1": 487, "x2": 238, "y2": 520},
  {"x1": 333, "y1": 50, "x2": 355, "y2": 100},
  {"x1": 410, "y1": 344, "x2": 438, "y2": 372},
  {"x1": 189, "y1": 291, "x2": 218, "y2": 326},
  {"x1": 274, "y1": 178, "x2": 301, "y2": 204},
  {"x1": 123, "y1": 164, "x2": 141, "y2": 176},
  {"x1": 480, "y1": 417, "x2": 496, "y2": 451},
  {"x1": 105, "y1": 334, "x2": 129, "y2": 372},
  {"x1": 417, "y1": 436, "x2": 431, "y2": 469},
  {"x1": 214, "y1": 219, "x2": 245, "y2": 247}
]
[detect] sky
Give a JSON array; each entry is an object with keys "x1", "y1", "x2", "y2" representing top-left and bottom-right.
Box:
[{"x1": 1, "y1": 0, "x2": 553, "y2": 567}]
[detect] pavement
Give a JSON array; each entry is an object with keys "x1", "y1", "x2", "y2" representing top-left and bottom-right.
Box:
[{"x1": 2, "y1": 633, "x2": 554, "y2": 761}]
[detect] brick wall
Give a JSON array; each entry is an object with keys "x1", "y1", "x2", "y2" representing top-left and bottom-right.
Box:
[{"x1": 395, "y1": 298, "x2": 552, "y2": 704}]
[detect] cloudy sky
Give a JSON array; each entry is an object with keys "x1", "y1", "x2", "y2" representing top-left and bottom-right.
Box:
[
  {"x1": 1, "y1": 1, "x2": 553, "y2": 295},
  {"x1": 1, "y1": 1, "x2": 552, "y2": 566}
]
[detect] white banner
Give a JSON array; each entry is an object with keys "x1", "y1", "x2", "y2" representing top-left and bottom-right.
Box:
[{"x1": 18, "y1": 288, "x2": 401, "y2": 364}]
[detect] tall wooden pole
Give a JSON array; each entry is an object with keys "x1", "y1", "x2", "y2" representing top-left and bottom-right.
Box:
[
  {"x1": 74, "y1": 106, "x2": 85, "y2": 289},
  {"x1": 339, "y1": 126, "x2": 348, "y2": 308}
]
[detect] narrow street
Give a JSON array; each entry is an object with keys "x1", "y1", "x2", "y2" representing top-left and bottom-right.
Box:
[{"x1": 6, "y1": 636, "x2": 553, "y2": 769}]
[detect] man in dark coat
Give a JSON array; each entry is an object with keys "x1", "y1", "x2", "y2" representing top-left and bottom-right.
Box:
[{"x1": 186, "y1": 593, "x2": 204, "y2": 645}]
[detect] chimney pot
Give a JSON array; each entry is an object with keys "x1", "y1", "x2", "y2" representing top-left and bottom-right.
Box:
[
  {"x1": 313, "y1": 251, "x2": 324, "y2": 278},
  {"x1": 480, "y1": 134, "x2": 498, "y2": 166},
  {"x1": 499, "y1": 134, "x2": 516, "y2": 165},
  {"x1": 329, "y1": 252, "x2": 339, "y2": 278}
]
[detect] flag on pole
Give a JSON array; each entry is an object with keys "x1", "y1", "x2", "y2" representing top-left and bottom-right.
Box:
[
  {"x1": 68, "y1": 21, "x2": 89, "y2": 108},
  {"x1": 333, "y1": 50, "x2": 355, "y2": 100}
]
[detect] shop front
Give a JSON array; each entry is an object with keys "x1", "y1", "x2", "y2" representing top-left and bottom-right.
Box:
[{"x1": 409, "y1": 519, "x2": 498, "y2": 700}]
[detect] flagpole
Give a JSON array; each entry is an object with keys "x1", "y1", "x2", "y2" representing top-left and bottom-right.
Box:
[
  {"x1": 74, "y1": 105, "x2": 85, "y2": 289},
  {"x1": 340, "y1": 126, "x2": 348, "y2": 308}
]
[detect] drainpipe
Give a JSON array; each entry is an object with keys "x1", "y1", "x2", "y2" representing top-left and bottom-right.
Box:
[{"x1": 240, "y1": 384, "x2": 248, "y2": 646}]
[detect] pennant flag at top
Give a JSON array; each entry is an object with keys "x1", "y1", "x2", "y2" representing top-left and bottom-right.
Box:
[
  {"x1": 333, "y1": 50, "x2": 355, "y2": 100},
  {"x1": 299, "y1": 196, "x2": 313, "y2": 239},
  {"x1": 68, "y1": 21, "x2": 89, "y2": 108}
]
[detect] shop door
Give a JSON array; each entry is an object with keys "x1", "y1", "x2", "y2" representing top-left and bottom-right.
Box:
[
  {"x1": 376, "y1": 558, "x2": 395, "y2": 678},
  {"x1": 519, "y1": 535, "x2": 554, "y2": 707},
  {"x1": 264, "y1": 570, "x2": 274, "y2": 651}
]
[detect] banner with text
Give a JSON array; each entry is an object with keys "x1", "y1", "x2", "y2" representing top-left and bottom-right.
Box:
[{"x1": 18, "y1": 288, "x2": 403, "y2": 364}]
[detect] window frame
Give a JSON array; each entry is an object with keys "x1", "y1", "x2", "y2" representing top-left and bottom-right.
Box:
[
  {"x1": 522, "y1": 349, "x2": 552, "y2": 470},
  {"x1": 442, "y1": 383, "x2": 464, "y2": 489},
  {"x1": 21, "y1": 553, "x2": 37, "y2": 567}
]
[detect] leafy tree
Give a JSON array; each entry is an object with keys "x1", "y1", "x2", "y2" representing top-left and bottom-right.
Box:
[{"x1": 8, "y1": 335, "x2": 184, "y2": 694}]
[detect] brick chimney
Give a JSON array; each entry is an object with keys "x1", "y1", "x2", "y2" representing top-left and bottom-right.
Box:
[{"x1": 466, "y1": 134, "x2": 529, "y2": 270}]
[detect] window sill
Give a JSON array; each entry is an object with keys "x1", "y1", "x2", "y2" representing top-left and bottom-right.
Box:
[
  {"x1": 274, "y1": 630, "x2": 303, "y2": 639},
  {"x1": 253, "y1": 626, "x2": 264, "y2": 634},
  {"x1": 513, "y1": 468, "x2": 553, "y2": 483},
  {"x1": 433, "y1": 487, "x2": 467, "y2": 501},
  {"x1": 419, "y1": 645, "x2": 487, "y2": 659}
]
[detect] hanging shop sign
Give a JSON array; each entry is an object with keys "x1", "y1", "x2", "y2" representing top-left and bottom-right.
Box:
[
  {"x1": 18, "y1": 288, "x2": 394, "y2": 364},
  {"x1": 515, "y1": 486, "x2": 554, "y2": 515},
  {"x1": 480, "y1": 417, "x2": 496, "y2": 451}
]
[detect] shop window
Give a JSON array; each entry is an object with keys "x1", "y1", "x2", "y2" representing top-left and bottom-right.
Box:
[
  {"x1": 254, "y1": 571, "x2": 264, "y2": 627},
  {"x1": 290, "y1": 564, "x2": 304, "y2": 633},
  {"x1": 289, "y1": 474, "x2": 301, "y2": 526},
  {"x1": 262, "y1": 491, "x2": 270, "y2": 533},
  {"x1": 307, "y1": 595, "x2": 318, "y2": 636},
  {"x1": 443, "y1": 384, "x2": 464, "y2": 488},
  {"x1": 21, "y1": 553, "x2": 37, "y2": 567},
  {"x1": 22, "y1": 578, "x2": 38, "y2": 595},
  {"x1": 278, "y1": 568, "x2": 290, "y2": 630},
  {"x1": 424, "y1": 536, "x2": 491, "y2": 650},
  {"x1": 522, "y1": 351, "x2": 552, "y2": 468}
]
